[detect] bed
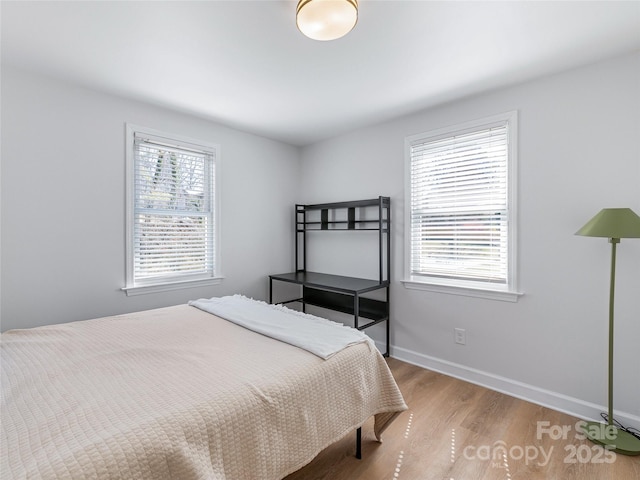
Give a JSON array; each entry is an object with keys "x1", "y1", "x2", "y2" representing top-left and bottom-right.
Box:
[{"x1": 1, "y1": 295, "x2": 406, "y2": 480}]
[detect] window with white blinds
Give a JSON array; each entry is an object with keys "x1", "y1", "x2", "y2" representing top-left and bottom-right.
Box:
[
  {"x1": 404, "y1": 112, "x2": 519, "y2": 300},
  {"x1": 124, "y1": 125, "x2": 220, "y2": 295}
]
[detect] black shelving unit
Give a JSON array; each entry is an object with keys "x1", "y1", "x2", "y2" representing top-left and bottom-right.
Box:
[{"x1": 269, "y1": 196, "x2": 391, "y2": 357}]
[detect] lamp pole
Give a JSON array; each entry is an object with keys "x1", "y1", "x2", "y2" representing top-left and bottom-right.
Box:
[{"x1": 607, "y1": 237, "x2": 618, "y2": 429}]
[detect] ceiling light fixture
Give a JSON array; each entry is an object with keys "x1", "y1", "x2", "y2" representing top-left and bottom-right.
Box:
[{"x1": 296, "y1": 0, "x2": 358, "y2": 41}]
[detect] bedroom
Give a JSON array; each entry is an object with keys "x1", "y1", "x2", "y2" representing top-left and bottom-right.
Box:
[{"x1": 1, "y1": 1, "x2": 639, "y2": 478}]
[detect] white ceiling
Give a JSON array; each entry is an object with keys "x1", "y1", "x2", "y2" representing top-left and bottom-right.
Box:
[{"x1": 2, "y1": 1, "x2": 639, "y2": 146}]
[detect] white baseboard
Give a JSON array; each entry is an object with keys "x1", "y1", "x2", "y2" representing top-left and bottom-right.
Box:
[{"x1": 385, "y1": 343, "x2": 640, "y2": 431}]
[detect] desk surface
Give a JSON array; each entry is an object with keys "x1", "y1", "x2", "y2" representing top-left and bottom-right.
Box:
[{"x1": 269, "y1": 271, "x2": 388, "y2": 294}]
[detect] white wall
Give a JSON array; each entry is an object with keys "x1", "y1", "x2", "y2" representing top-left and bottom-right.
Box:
[
  {"x1": 299, "y1": 53, "x2": 640, "y2": 428},
  {"x1": 1, "y1": 67, "x2": 300, "y2": 331}
]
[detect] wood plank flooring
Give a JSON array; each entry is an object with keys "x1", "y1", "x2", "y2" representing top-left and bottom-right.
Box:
[{"x1": 285, "y1": 357, "x2": 639, "y2": 480}]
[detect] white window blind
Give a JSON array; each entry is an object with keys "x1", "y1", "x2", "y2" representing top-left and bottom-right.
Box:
[
  {"x1": 129, "y1": 130, "x2": 217, "y2": 288},
  {"x1": 409, "y1": 121, "x2": 510, "y2": 285}
]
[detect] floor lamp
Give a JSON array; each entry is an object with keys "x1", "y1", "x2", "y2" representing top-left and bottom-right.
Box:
[{"x1": 576, "y1": 207, "x2": 640, "y2": 456}]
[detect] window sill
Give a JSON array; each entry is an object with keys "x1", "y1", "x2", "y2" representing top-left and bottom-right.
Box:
[
  {"x1": 401, "y1": 278, "x2": 523, "y2": 302},
  {"x1": 122, "y1": 276, "x2": 224, "y2": 297}
]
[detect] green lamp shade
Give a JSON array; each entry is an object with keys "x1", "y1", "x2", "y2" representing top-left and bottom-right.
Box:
[{"x1": 576, "y1": 208, "x2": 640, "y2": 238}]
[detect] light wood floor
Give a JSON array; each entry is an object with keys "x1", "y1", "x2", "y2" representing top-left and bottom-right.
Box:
[{"x1": 285, "y1": 357, "x2": 639, "y2": 480}]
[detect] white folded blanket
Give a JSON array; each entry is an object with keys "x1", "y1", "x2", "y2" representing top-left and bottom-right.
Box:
[{"x1": 189, "y1": 295, "x2": 372, "y2": 359}]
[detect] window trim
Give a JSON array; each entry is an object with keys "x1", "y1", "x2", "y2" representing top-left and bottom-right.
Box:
[
  {"x1": 402, "y1": 111, "x2": 522, "y2": 302},
  {"x1": 122, "y1": 124, "x2": 223, "y2": 296}
]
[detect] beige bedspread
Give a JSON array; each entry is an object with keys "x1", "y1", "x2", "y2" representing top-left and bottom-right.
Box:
[{"x1": 1, "y1": 304, "x2": 406, "y2": 479}]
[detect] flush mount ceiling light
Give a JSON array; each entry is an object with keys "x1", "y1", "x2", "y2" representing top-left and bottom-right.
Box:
[{"x1": 296, "y1": 0, "x2": 358, "y2": 41}]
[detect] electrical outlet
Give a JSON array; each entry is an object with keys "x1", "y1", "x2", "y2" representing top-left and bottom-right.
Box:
[{"x1": 454, "y1": 328, "x2": 466, "y2": 345}]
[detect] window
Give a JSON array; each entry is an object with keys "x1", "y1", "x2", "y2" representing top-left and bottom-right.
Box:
[
  {"x1": 403, "y1": 112, "x2": 521, "y2": 301},
  {"x1": 123, "y1": 125, "x2": 221, "y2": 295}
]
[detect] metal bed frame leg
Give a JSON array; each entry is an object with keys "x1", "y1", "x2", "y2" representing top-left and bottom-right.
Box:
[{"x1": 356, "y1": 427, "x2": 362, "y2": 459}]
